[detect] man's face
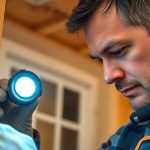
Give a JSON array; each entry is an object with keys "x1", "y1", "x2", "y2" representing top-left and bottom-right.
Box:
[{"x1": 84, "y1": 7, "x2": 150, "y2": 110}]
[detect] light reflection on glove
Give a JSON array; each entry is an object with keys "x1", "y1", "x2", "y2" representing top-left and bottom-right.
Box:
[{"x1": 0, "y1": 78, "x2": 38, "y2": 137}]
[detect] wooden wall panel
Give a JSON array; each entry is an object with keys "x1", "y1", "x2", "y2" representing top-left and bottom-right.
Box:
[{"x1": 117, "y1": 94, "x2": 133, "y2": 126}]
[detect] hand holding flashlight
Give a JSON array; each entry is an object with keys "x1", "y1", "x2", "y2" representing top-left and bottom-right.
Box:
[{"x1": 0, "y1": 70, "x2": 42, "y2": 137}]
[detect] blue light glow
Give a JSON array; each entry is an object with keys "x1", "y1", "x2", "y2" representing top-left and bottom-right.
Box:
[
  {"x1": 15, "y1": 77, "x2": 36, "y2": 97},
  {"x1": 8, "y1": 70, "x2": 42, "y2": 105}
]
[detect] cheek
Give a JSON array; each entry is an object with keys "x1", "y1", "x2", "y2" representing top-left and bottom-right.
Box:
[
  {"x1": 128, "y1": 39, "x2": 150, "y2": 67},
  {"x1": 125, "y1": 47, "x2": 150, "y2": 80},
  {"x1": 127, "y1": 32, "x2": 150, "y2": 63},
  {"x1": 128, "y1": 55, "x2": 150, "y2": 87}
]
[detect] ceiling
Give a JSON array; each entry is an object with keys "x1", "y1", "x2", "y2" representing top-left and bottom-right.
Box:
[{"x1": 4, "y1": 0, "x2": 89, "y2": 57}]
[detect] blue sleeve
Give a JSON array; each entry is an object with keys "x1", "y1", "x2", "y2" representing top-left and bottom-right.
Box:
[{"x1": 98, "y1": 126, "x2": 125, "y2": 150}]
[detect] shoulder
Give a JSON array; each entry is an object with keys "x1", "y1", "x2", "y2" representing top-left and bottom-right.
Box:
[{"x1": 98, "y1": 123, "x2": 129, "y2": 150}]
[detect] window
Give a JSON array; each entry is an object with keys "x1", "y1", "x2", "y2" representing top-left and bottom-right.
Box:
[{"x1": 1, "y1": 39, "x2": 99, "y2": 150}]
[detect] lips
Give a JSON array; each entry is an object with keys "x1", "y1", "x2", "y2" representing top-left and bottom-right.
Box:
[{"x1": 119, "y1": 85, "x2": 140, "y2": 97}]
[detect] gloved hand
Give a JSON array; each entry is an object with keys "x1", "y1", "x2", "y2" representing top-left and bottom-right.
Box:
[{"x1": 0, "y1": 78, "x2": 38, "y2": 137}]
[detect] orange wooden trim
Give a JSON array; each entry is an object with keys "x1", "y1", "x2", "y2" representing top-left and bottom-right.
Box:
[
  {"x1": 135, "y1": 136, "x2": 150, "y2": 150},
  {"x1": 0, "y1": 0, "x2": 6, "y2": 46}
]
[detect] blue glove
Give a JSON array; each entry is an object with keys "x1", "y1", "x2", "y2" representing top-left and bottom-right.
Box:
[{"x1": 0, "y1": 78, "x2": 38, "y2": 137}]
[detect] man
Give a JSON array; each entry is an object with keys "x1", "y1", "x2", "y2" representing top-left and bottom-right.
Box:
[
  {"x1": 67, "y1": 0, "x2": 150, "y2": 149},
  {"x1": 0, "y1": 78, "x2": 39, "y2": 150}
]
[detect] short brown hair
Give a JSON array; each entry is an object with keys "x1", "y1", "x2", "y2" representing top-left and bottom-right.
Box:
[{"x1": 67, "y1": 0, "x2": 150, "y2": 33}]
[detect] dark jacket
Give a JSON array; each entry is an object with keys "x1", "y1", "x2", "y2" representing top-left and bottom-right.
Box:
[{"x1": 99, "y1": 122, "x2": 150, "y2": 150}]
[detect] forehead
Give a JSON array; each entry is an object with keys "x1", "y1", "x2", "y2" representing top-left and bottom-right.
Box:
[{"x1": 83, "y1": 6, "x2": 129, "y2": 53}]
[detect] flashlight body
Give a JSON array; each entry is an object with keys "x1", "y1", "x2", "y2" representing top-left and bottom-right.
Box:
[{"x1": 8, "y1": 70, "x2": 42, "y2": 105}]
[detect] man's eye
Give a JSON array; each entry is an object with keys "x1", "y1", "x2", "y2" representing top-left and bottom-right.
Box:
[
  {"x1": 111, "y1": 49, "x2": 124, "y2": 57},
  {"x1": 110, "y1": 46, "x2": 129, "y2": 57},
  {"x1": 90, "y1": 55, "x2": 103, "y2": 64},
  {"x1": 96, "y1": 58, "x2": 103, "y2": 64}
]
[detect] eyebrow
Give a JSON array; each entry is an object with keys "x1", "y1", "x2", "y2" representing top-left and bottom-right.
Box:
[{"x1": 89, "y1": 39, "x2": 133, "y2": 59}]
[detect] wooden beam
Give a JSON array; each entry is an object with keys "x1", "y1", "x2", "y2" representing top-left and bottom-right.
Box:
[
  {"x1": 51, "y1": 0, "x2": 78, "y2": 15},
  {"x1": 38, "y1": 19, "x2": 66, "y2": 35}
]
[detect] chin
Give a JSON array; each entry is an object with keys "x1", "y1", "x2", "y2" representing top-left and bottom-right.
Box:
[
  {"x1": 129, "y1": 95, "x2": 150, "y2": 110},
  {"x1": 131, "y1": 101, "x2": 150, "y2": 111}
]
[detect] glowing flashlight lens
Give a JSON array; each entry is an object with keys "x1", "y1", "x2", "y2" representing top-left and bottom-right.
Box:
[
  {"x1": 8, "y1": 70, "x2": 42, "y2": 105},
  {"x1": 15, "y1": 77, "x2": 36, "y2": 97}
]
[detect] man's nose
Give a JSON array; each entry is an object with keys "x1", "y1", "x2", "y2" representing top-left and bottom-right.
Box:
[{"x1": 103, "y1": 62, "x2": 125, "y2": 84}]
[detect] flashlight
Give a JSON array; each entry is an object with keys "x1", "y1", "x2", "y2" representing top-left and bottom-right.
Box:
[{"x1": 8, "y1": 70, "x2": 42, "y2": 105}]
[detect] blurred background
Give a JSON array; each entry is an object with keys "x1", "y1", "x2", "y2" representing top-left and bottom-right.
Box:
[{"x1": 0, "y1": 0, "x2": 132, "y2": 150}]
